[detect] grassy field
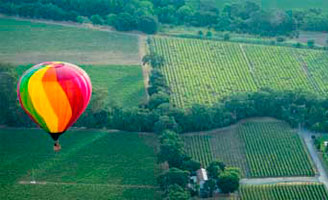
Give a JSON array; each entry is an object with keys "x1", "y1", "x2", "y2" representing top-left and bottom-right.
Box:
[
  {"x1": 15, "y1": 64, "x2": 146, "y2": 107},
  {"x1": 0, "y1": 17, "x2": 140, "y2": 65},
  {"x1": 0, "y1": 128, "x2": 160, "y2": 199},
  {"x1": 295, "y1": 31, "x2": 328, "y2": 47},
  {"x1": 151, "y1": 36, "x2": 328, "y2": 107},
  {"x1": 240, "y1": 183, "x2": 328, "y2": 200},
  {"x1": 182, "y1": 119, "x2": 315, "y2": 177}
]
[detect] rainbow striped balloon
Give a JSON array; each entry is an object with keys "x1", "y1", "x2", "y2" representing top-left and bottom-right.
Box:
[{"x1": 17, "y1": 62, "x2": 92, "y2": 141}]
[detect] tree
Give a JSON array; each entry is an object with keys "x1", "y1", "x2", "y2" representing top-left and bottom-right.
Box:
[
  {"x1": 158, "y1": 130, "x2": 186, "y2": 167},
  {"x1": 154, "y1": 115, "x2": 180, "y2": 133},
  {"x1": 137, "y1": 15, "x2": 158, "y2": 34},
  {"x1": 181, "y1": 159, "x2": 201, "y2": 173},
  {"x1": 105, "y1": 13, "x2": 117, "y2": 26},
  {"x1": 206, "y1": 31, "x2": 212, "y2": 38},
  {"x1": 217, "y1": 167, "x2": 241, "y2": 194},
  {"x1": 307, "y1": 39, "x2": 315, "y2": 48},
  {"x1": 148, "y1": 92, "x2": 170, "y2": 110},
  {"x1": 166, "y1": 184, "x2": 190, "y2": 200},
  {"x1": 157, "y1": 5, "x2": 177, "y2": 24},
  {"x1": 90, "y1": 14, "x2": 104, "y2": 25},
  {"x1": 142, "y1": 53, "x2": 165, "y2": 68},
  {"x1": 176, "y1": 5, "x2": 194, "y2": 23},
  {"x1": 206, "y1": 160, "x2": 226, "y2": 179},
  {"x1": 198, "y1": 30, "x2": 203, "y2": 38},
  {"x1": 203, "y1": 179, "x2": 217, "y2": 197},
  {"x1": 114, "y1": 12, "x2": 136, "y2": 31},
  {"x1": 0, "y1": 64, "x2": 22, "y2": 126},
  {"x1": 276, "y1": 37, "x2": 285, "y2": 42},
  {"x1": 223, "y1": 33, "x2": 230, "y2": 41},
  {"x1": 158, "y1": 168, "x2": 190, "y2": 191}
]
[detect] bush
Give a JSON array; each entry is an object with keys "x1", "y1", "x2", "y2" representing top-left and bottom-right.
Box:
[
  {"x1": 105, "y1": 14, "x2": 117, "y2": 26},
  {"x1": 76, "y1": 16, "x2": 91, "y2": 24},
  {"x1": 276, "y1": 37, "x2": 285, "y2": 42},
  {"x1": 223, "y1": 33, "x2": 230, "y2": 41},
  {"x1": 90, "y1": 14, "x2": 104, "y2": 25},
  {"x1": 153, "y1": 115, "x2": 180, "y2": 133},
  {"x1": 307, "y1": 39, "x2": 315, "y2": 48}
]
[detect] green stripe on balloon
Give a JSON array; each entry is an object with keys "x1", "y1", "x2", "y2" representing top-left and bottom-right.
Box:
[{"x1": 19, "y1": 65, "x2": 49, "y2": 132}]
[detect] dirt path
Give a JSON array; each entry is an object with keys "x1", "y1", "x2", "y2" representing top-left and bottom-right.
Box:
[
  {"x1": 239, "y1": 44, "x2": 259, "y2": 87},
  {"x1": 293, "y1": 50, "x2": 322, "y2": 94},
  {"x1": 240, "y1": 176, "x2": 319, "y2": 185},
  {"x1": 18, "y1": 181, "x2": 158, "y2": 189},
  {"x1": 139, "y1": 35, "x2": 150, "y2": 102}
]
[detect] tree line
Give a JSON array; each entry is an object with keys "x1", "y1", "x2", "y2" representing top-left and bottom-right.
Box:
[
  {"x1": 2, "y1": 62, "x2": 328, "y2": 134},
  {"x1": 1, "y1": 0, "x2": 328, "y2": 36}
]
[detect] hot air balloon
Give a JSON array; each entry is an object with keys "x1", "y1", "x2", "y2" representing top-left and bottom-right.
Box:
[{"x1": 17, "y1": 62, "x2": 92, "y2": 152}]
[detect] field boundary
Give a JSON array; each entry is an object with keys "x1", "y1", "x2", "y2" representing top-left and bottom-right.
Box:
[
  {"x1": 239, "y1": 44, "x2": 259, "y2": 87},
  {"x1": 139, "y1": 35, "x2": 150, "y2": 102},
  {"x1": 292, "y1": 50, "x2": 322, "y2": 94},
  {"x1": 18, "y1": 181, "x2": 159, "y2": 189},
  {"x1": 0, "y1": 15, "x2": 143, "y2": 37}
]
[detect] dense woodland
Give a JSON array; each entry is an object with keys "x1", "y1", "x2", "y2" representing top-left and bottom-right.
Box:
[{"x1": 1, "y1": 0, "x2": 328, "y2": 35}]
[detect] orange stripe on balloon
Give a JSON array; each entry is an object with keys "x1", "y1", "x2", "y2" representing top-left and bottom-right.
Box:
[
  {"x1": 28, "y1": 67, "x2": 59, "y2": 132},
  {"x1": 42, "y1": 67, "x2": 72, "y2": 133}
]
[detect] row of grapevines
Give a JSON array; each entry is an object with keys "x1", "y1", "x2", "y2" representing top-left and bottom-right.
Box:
[
  {"x1": 243, "y1": 44, "x2": 315, "y2": 92},
  {"x1": 183, "y1": 135, "x2": 214, "y2": 167},
  {"x1": 150, "y1": 36, "x2": 328, "y2": 108},
  {"x1": 240, "y1": 183, "x2": 328, "y2": 200},
  {"x1": 151, "y1": 37, "x2": 257, "y2": 108},
  {"x1": 297, "y1": 49, "x2": 328, "y2": 95},
  {"x1": 238, "y1": 121, "x2": 315, "y2": 177}
]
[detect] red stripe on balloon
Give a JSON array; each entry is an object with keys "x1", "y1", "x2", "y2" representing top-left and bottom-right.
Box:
[{"x1": 55, "y1": 66, "x2": 87, "y2": 130}]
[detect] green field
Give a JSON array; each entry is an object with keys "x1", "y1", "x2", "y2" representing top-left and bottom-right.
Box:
[
  {"x1": 15, "y1": 64, "x2": 146, "y2": 107},
  {"x1": 0, "y1": 17, "x2": 140, "y2": 65},
  {"x1": 240, "y1": 183, "x2": 328, "y2": 200},
  {"x1": 151, "y1": 36, "x2": 328, "y2": 107},
  {"x1": 183, "y1": 119, "x2": 315, "y2": 177},
  {"x1": 0, "y1": 128, "x2": 160, "y2": 199}
]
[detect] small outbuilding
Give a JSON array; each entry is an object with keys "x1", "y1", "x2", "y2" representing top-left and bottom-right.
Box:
[
  {"x1": 197, "y1": 168, "x2": 208, "y2": 189},
  {"x1": 324, "y1": 141, "x2": 328, "y2": 147}
]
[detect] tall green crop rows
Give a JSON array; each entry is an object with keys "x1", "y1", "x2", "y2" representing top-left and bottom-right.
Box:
[{"x1": 240, "y1": 183, "x2": 328, "y2": 200}]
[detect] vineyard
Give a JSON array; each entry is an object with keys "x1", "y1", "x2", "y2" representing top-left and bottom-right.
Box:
[
  {"x1": 183, "y1": 135, "x2": 214, "y2": 167},
  {"x1": 150, "y1": 36, "x2": 328, "y2": 108},
  {"x1": 239, "y1": 121, "x2": 315, "y2": 177},
  {"x1": 182, "y1": 119, "x2": 315, "y2": 177},
  {"x1": 242, "y1": 44, "x2": 314, "y2": 92},
  {"x1": 240, "y1": 183, "x2": 328, "y2": 200},
  {"x1": 150, "y1": 37, "x2": 257, "y2": 107},
  {"x1": 298, "y1": 49, "x2": 328, "y2": 95}
]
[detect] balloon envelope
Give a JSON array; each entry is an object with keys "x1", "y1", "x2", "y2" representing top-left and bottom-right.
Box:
[{"x1": 17, "y1": 62, "x2": 92, "y2": 140}]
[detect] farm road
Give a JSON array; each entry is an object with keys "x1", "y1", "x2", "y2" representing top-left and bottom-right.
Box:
[
  {"x1": 299, "y1": 129, "x2": 328, "y2": 188},
  {"x1": 19, "y1": 181, "x2": 159, "y2": 189},
  {"x1": 240, "y1": 176, "x2": 318, "y2": 185}
]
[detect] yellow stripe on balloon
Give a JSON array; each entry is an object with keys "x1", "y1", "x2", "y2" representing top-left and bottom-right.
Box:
[
  {"x1": 28, "y1": 67, "x2": 59, "y2": 132},
  {"x1": 42, "y1": 67, "x2": 72, "y2": 133}
]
